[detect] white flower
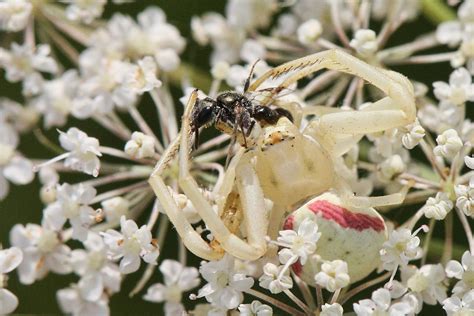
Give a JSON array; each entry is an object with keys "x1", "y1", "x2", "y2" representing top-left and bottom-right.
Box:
[
  {"x1": 443, "y1": 290, "x2": 474, "y2": 315},
  {"x1": 354, "y1": 288, "x2": 413, "y2": 316},
  {"x1": 144, "y1": 260, "x2": 200, "y2": 316},
  {"x1": 350, "y1": 29, "x2": 378, "y2": 57},
  {"x1": 225, "y1": 0, "x2": 277, "y2": 32},
  {"x1": 315, "y1": 260, "x2": 350, "y2": 292},
  {"x1": 33, "y1": 70, "x2": 79, "y2": 128},
  {"x1": 0, "y1": 153, "x2": 34, "y2": 200},
  {"x1": 240, "y1": 39, "x2": 266, "y2": 64},
  {"x1": 238, "y1": 300, "x2": 273, "y2": 316},
  {"x1": 276, "y1": 217, "x2": 321, "y2": 265},
  {"x1": 9, "y1": 223, "x2": 72, "y2": 284},
  {"x1": 297, "y1": 19, "x2": 323, "y2": 45},
  {"x1": 422, "y1": 192, "x2": 454, "y2": 220},
  {"x1": 0, "y1": 0, "x2": 32, "y2": 32},
  {"x1": 155, "y1": 48, "x2": 180, "y2": 72},
  {"x1": 0, "y1": 43, "x2": 57, "y2": 96},
  {"x1": 404, "y1": 264, "x2": 447, "y2": 305},
  {"x1": 197, "y1": 254, "x2": 254, "y2": 310},
  {"x1": 258, "y1": 262, "x2": 293, "y2": 294},
  {"x1": 433, "y1": 68, "x2": 474, "y2": 106},
  {"x1": 0, "y1": 247, "x2": 23, "y2": 315},
  {"x1": 455, "y1": 185, "x2": 474, "y2": 217},
  {"x1": 446, "y1": 251, "x2": 474, "y2": 297},
  {"x1": 434, "y1": 129, "x2": 463, "y2": 160},
  {"x1": 43, "y1": 183, "x2": 98, "y2": 241},
  {"x1": 401, "y1": 120, "x2": 425, "y2": 149},
  {"x1": 378, "y1": 155, "x2": 406, "y2": 182},
  {"x1": 226, "y1": 64, "x2": 250, "y2": 89},
  {"x1": 380, "y1": 226, "x2": 426, "y2": 271},
  {"x1": 59, "y1": 127, "x2": 102, "y2": 177},
  {"x1": 124, "y1": 57, "x2": 162, "y2": 94},
  {"x1": 211, "y1": 61, "x2": 230, "y2": 80},
  {"x1": 101, "y1": 197, "x2": 130, "y2": 222},
  {"x1": 124, "y1": 131, "x2": 156, "y2": 159},
  {"x1": 57, "y1": 285, "x2": 109, "y2": 316},
  {"x1": 101, "y1": 216, "x2": 159, "y2": 274},
  {"x1": 65, "y1": 0, "x2": 106, "y2": 24},
  {"x1": 71, "y1": 233, "x2": 121, "y2": 301},
  {"x1": 320, "y1": 303, "x2": 343, "y2": 316}
]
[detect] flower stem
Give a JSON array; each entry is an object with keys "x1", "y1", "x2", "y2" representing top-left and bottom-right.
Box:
[
  {"x1": 339, "y1": 272, "x2": 391, "y2": 305},
  {"x1": 441, "y1": 212, "x2": 453, "y2": 265},
  {"x1": 245, "y1": 289, "x2": 306, "y2": 316}
]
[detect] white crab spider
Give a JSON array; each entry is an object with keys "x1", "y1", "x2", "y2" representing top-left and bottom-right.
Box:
[{"x1": 149, "y1": 49, "x2": 416, "y2": 283}]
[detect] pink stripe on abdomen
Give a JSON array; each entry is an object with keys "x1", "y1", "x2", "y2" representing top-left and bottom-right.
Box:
[{"x1": 308, "y1": 200, "x2": 384, "y2": 232}]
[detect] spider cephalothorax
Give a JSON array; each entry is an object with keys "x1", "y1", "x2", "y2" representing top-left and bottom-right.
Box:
[{"x1": 190, "y1": 91, "x2": 293, "y2": 148}]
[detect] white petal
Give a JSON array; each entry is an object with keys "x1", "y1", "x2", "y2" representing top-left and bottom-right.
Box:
[
  {"x1": 3, "y1": 156, "x2": 34, "y2": 185},
  {"x1": 0, "y1": 247, "x2": 23, "y2": 273},
  {"x1": 79, "y1": 274, "x2": 103, "y2": 302},
  {"x1": 119, "y1": 254, "x2": 140, "y2": 274},
  {"x1": 0, "y1": 288, "x2": 19, "y2": 314}
]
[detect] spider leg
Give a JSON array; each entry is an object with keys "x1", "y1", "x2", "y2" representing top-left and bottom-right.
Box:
[
  {"x1": 177, "y1": 92, "x2": 269, "y2": 260},
  {"x1": 148, "y1": 92, "x2": 224, "y2": 260},
  {"x1": 250, "y1": 49, "x2": 415, "y2": 131}
]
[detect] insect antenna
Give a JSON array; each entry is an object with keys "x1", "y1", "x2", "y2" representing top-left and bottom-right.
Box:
[{"x1": 243, "y1": 59, "x2": 260, "y2": 93}]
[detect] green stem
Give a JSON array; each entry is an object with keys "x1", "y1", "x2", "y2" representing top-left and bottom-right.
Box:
[{"x1": 421, "y1": 0, "x2": 456, "y2": 24}]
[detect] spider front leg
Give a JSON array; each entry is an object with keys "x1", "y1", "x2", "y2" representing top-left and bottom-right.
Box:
[
  {"x1": 252, "y1": 49, "x2": 416, "y2": 135},
  {"x1": 175, "y1": 91, "x2": 270, "y2": 260}
]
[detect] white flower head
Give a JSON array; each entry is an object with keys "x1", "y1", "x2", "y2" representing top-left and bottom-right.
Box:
[
  {"x1": 240, "y1": 39, "x2": 266, "y2": 64},
  {"x1": 124, "y1": 131, "x2": 156, "y2": 159},
  {"x1": 9, "y1": 223, "x2": 72, "y2": 284},
  {"x1": 238, "y1": 300, "x2": 273, "y2": 316},
  {"x1": 354, "y1": 288, "x2": 414, "y2": 316},
  {"x1": 422, "y1": 192, "x2": 454, "y2": 220},
  {"x1": 144, "y1": 259, "x2": 200, "y2": 316},
  {"x1": 0, "y1": 43, "x2": 58, "y2": 96},
  {"x1": 443, "y1": 290, "x2": 474, "y2": 315},
  {"x1": 320, "y1": 303, "x2": 343, "y2": 316},
  {"x1": 57, "y1": 284, "x2": 109, "y2": 316},
  {"x1": 124, "y1": 57, "x2": 162, "y2": 94},
  {"x1": 378, "y1": 154, "x2": 406, "y2": 182},
  {"x1": 101, "y1": 216, "x2": 159, "y2": 274},
  {"x1": 43, "y1": 183, "x2": 98, "y2": 241},
  {"x1": 380, "y1": 226, "x2": 427, "y2": 271},
  {"x1": 33, "y1": 70, "x2": 79, "y2": 128},
  {"x1": 197, "y1": 254, "x2": 254, "y2": 310},
  {"x1": 258, "y1": 262, "x2": 293, "y2": 294},
  {"x1": 315, "y1": 260, "x2": 350, "y2": 292},
  {"x1": 433, "y1": 67, "x2": 474, "y2": 106},
  {"x1": 65, "y1": 0, "x2": 106, "y2": 24},
  {"x1": 455, "y1": 185, "x2": 474, "y2": 217},
  {"x1": 276, "y1": 217, "x2": 321, "y2": 265},
  {"x1": 446, "y1": 251, "x2": 474, "y2": 297},
  {"x1": 434, "y1": 129, "x2": 463, "y2": 160},
  {"x1": 59, "y1": 127, "x2": 102, "y2": 177},
  {"x1": 404, "y1": 264, "x2": 447, "y2": 305},
  {"x1": 211, "y1": 61, "x2": 230, "y2": 80},
  {"x1": 297, "y1": 19, "x2": 323, "y2": 45},
  {"x1": 0, "y1": 0, "x2": 32, "y2": 32},
  {"x1": 350, "y1": 29, "x2": 378, "y2": 57},
  {"x1": 401, "y1": 120, "x2": 425, "y2": 149},
  {"x1": 101, "y1": 196, "x2": 130, "y2": 222},
  {"x1": 71, "y1": 233, "x2": 122, "y2": 301}
]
